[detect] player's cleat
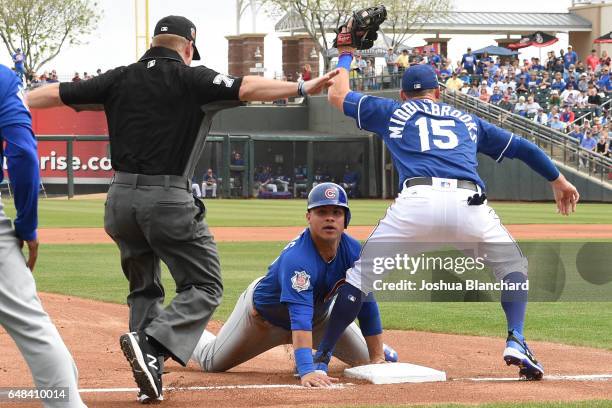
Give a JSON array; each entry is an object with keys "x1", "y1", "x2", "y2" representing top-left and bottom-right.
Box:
[
  {"x1": 120, "y1": 332, "x2": 164, "y2": 401},
  {"x1": 137, "y1": 391, "x2": 164, "y2": 404},
  {"x1": 383, "y1": 343, "x2": 399, "y2": 362},
  {"x1": 503, "y1": 330, "x2": 544, "y2": 381}
]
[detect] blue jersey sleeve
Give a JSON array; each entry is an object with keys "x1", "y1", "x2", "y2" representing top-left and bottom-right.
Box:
[
  {"x1": 476, "y1": 116, "x2": 518, "y2": 162},
  {"x1": 343, "y1": 91, "x2": 397, "y2": 135},
  {"x1": 279, "y1": 257, "x2": 316, "y2": 330}
]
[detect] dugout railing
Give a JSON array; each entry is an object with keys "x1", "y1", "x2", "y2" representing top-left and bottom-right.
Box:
[{"x1": 440, "y1": 88, "x2": 612, "y2": 186}]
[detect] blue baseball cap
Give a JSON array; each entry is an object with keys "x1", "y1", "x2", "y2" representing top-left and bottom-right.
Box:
[{"x1": 401, "y1": 64, "x2": 439, "y2": 92}]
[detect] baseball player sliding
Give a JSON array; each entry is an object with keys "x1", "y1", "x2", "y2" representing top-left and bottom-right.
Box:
[
  {"x1": 191, "y1": 183, "x2": 397, "y2": 387},
  {"x1": 313, "y1": 5, "x2": 580, "y2": 381}
]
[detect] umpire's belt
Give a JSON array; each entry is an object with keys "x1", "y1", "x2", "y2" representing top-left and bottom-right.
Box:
[
  {"x1": 112, "y1": 171, "x2": 190, "y2": 191},
  {"x1": 404, "y1": 177, "x2": 478, "y2": 192}
]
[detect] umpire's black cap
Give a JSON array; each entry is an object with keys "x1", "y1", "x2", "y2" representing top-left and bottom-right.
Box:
[{"x1": 154, "y1": 15, "x2": 201, "y2": 60}]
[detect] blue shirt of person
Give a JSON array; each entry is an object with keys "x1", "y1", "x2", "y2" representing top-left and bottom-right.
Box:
[
  {"x1": 0, "y1": 64, "x2": 39, "y2": 241},
  {"x1": 580, "y1": 136, "x2": 597, "y2": 151},
  {"x1": 253, "y1": 229, "x2": 378, "y2": 331}
]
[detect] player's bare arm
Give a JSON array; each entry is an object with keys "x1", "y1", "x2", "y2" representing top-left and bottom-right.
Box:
[
  {"x1": 551, "y1": 173, "x2": 580, "y2": 216},
  {"x1": 292, "y1": 330, "x2": 338, "y2": 388},
  {"x1": 239, "y1": 71, "x2": 338, "y2": 102},
  {"x1": 364, "y1": 334, "x2": 385, "y2": 363},
  {"x1": 26, "y1": 83, "x2": 63, "y2": 109}
]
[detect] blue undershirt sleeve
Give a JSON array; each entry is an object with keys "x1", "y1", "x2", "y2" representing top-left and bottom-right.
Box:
[{"x1": 2, "y1": 124, "x2": 39, "y2": 241}]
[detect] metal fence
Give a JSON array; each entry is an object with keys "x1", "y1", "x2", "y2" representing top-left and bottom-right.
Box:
[{"x1": 441, "y1": 89, "x2": 612, "y2": 185}]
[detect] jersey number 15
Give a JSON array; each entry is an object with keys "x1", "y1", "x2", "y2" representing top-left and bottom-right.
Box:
[{"x1": 415, "y1": 117, "x2": 458, "y2": 151}]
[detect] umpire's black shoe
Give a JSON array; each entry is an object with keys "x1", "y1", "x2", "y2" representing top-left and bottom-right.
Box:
[{"x1": 120, "y1": 331, "x2": 163, "y2": 402}]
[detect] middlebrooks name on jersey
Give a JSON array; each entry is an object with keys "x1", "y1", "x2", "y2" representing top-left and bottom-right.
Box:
[
  {"x1": 253, "y1": 228, "x2": 361, "y2": 331},
  {"x1": 343, "y1": 91, "x2": 518, "y2": 191}
]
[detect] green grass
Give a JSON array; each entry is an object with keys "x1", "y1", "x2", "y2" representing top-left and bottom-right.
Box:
[
  {"x1": 32, "y1": 242, "x2": 612, "y2": 350},
  {"x1": 3, "y1": 198, "x2": 610, "y2": 228},
  {"x1": 339, "y1": 402, "x2": 612, "y2": 408}
]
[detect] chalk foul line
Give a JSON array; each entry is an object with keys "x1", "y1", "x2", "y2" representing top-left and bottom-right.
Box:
[{"x1": 79, "y1": 383, "x2": 354, "y2": 394}]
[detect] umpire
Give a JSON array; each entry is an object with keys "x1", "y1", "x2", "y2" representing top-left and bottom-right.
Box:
[{"x1": 28, "y1": 15, "x2": 337, "y2": 403}]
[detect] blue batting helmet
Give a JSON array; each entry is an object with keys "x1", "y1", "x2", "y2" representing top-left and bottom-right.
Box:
[{"x1": 307, "y1": 182, "x2": 351, "y2": 228}]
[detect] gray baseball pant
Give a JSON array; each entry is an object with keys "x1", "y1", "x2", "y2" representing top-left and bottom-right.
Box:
[
  {"x1": 104, "y1": 181, "x2": 222, "y2": 365},
  {"x1": 192, "y1": 278, "x2": 370, "y2": 372},
  {"x1": 0, "y1": 205, "x2": 86, "y2": 407}
]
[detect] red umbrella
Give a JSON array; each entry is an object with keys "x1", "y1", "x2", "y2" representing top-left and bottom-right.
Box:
[
  {"x1": 508, "y1": 31, "x2": 559, "y2": 50},
  {"x1": 594, "y1": 31, "x2": 612, "y2": 44}
]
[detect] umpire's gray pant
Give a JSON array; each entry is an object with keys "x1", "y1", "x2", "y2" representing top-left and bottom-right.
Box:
[
  {"x1": 104, "y1": 178, "x2": 222, "y2": 365},
  {"x1": 192, "y1": 278, "x2": 370, "y2": 372},
  {"x1": 0, "y1": 205, "x2": 86, "y2": 407}
]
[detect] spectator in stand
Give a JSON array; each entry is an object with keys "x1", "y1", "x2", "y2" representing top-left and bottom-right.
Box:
[
  {"x1": 507, "y1": 86, "x2": 518, "y2": 104},
  {"x1": 96, "y1": 68, "x2": 102, "y2": 76},
  {"x1": 527, "y1": 71, "x2": 539, "y2": 88},
  {"x1": 560, "y1": 105, "x2": 575, "y2": 123},
  {"x1": 439, "y1": 62, "x2": 452, "y2": 79},
  {"x1": 587, "y1": 83, "x2": 603, "y2": 116},
  {"x1": 596, "y1": 131, "x2": 609, "y2": 157},
  {"x1": 545, "y1": 51, "x2": 557, "y2": 71},
  {"x1": 564, "y1": 45, "x2": 578, "y2": 69},
  {"x1": 564, "y1": 65, "x2": 577, "y2": 83},
  {"x1": 445, "y1": 71, "x2": 463, "y2": 92},
  {"x1": 534, "y1": 107, "x2": 548, "y2": 126},
  {"x1": 490, "y1": 86, "x2": 503, "y2": 105},
  {"x1": 231, "y1": 151, "x2": 244, "y2": 166},
  {"x1": 577, "y1": 73, "x2": 589, "y2": 93},
  {"x1": 569, "y1": 124, "x2": 584, "y2": 144},
  {"x1": 549, "y1": 90, "x2": 562, "y2": 109},
  {"x1": 429, "y1": 47, "x2": 442, "y2": 67},
  {"x1": 396, "y1": 49, "x2": 409, "y2": 74},
  {"x1": 552, "y1": 58, "x2": 565, "y2": 74},
  {"x1": 586, "y1": 49, "x2": 600, "y2": 72},
  {"x1": 461, "y1": 47, "x2": 476, "y2": 74},
  {"x1": 302, "y1": 64, "x2": 312, "y2": 81},
  {"x1": 467, "y1": 82, "x2": 480, "y2": 98},
  {"x1": 579, "y1": 129, "x2": 597, "y2": 169},
  {"x1": 525, "y1": 96, "x2": 541, "y2": 117},
  {"x1": 550, "y1": 114, "x2": 566, "y2": 132},
  {"x1": 71, "y1": 72, "x2": 81, "y2": 82},
  {"x1": 531, "y1": 57, "x2": 544, "y2": 71},
  {"x1": 458, "y1": 69, "x2": 471, "y2": 84},
  {"x1": 498, "y1": 94, "x2": 513, "y2": 111},
  {"x1": 576, "y1": 90, "x2": 588, "y2": 108},
  {"x1": 384, "y1": 47, "x2": 397, "y2": 71},
  {"x1": 460, "y1": 82, "x2": 470, "y2": 94},
  {"x1": 600, "y1": 50, "x2": 611, "y2": 67},
  {"x1": 551, "y1": 72, "x2": 566, "y2": 92},
  {"x1": 203, "y1": 168, "x2": 218, "y2": 198},
  {"x1": 516, "y1": 77, "x2": 529, "y2": 96},
  {"x1": 478, "y1": 85, "x2": 490, "y2": 103},
  {"x1": 597, "y1": 66, "x2": 611, "y2": 94},
  {"x1": 11, "y1": 48, "x2": 26, "y2": 82},
  {"x1": 561, "y1": 83, "x2": 579, "y2": 104},
  {"x1": 575, "y1": 61, "x2": 586, "y2": 74},
  {"x1": 514, "y1": 95, "x2": 527, "y2": 116}
]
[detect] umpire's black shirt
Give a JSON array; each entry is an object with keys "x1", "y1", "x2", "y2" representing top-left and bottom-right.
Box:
[{"x1": 59, "y1": 46, "x2": 243, "y2": 175}]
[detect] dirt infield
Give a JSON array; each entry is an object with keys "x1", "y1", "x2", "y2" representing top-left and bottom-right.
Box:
[
  {"x1": 37, "y1": 224, "x2": 612, "y2": 244},
  {"x1": 1, "y1": 293, "x2": 612, "y2": 407},
  {"x1": 3, "y1": 224, "x2": 611, "y2": 406}
]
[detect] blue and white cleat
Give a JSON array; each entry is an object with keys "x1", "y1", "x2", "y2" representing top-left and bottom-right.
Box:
[{"x1": 503, "y1": 331, "x2": 544, "y2": 381}]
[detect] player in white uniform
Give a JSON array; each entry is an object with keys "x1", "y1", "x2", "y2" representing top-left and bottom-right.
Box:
[{"x1": 313, "y1": 40, "x2": 579, "y2": 380}]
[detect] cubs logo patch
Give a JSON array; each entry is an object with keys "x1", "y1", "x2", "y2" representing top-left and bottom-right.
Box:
[
  {"x1": 291, "y1": 271, "x2": 311, "y2": 292},
  {"x1": 324, "y1": 188, "x2": 337, "y2": 199}
]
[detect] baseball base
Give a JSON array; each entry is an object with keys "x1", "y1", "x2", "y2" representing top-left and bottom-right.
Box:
[{"x1": 344, "y1": 363, "x2": 446, "y2": 384}]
